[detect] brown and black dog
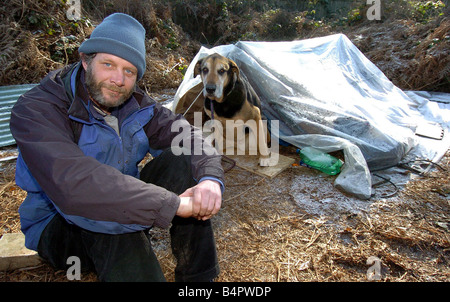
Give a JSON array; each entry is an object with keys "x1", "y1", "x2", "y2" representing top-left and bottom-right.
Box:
[{"x1": 194, "y1": 53, "x2": 273, "y2": 166}]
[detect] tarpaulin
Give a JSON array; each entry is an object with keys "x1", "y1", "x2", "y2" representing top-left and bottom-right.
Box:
[{"x1": 173, "y1": 34, "x2": 450, "y2": 199}]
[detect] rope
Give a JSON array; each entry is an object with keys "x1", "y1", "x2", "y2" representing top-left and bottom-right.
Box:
[{"x1": 182, "y1": 89, "x2": 203, "y2": 116}]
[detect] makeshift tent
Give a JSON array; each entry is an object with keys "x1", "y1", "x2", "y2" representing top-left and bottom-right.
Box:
[{"x1": 173, "y1": 34, "x2": 450, "y2": 199}]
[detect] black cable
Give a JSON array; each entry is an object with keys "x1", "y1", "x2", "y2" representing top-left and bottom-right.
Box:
[
  {"x1": 371, "y1": 173, "x2": 399, "y2": 198},
  {"x1": 221, "y1": 155, "x2": 236, "y2": 173}
]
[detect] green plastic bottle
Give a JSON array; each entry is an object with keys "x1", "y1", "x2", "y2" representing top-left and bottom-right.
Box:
[{"x1": 297, "y1": 147, "x2": 343, "y2": 176}]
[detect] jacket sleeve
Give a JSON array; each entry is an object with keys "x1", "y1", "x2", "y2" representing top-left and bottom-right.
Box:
[
  {"x1": 10, "y1": 86, "x2": 180, "y2": 229},
  {"x1": 144, "y1": 103, "x2": 224, "y2": 184}
]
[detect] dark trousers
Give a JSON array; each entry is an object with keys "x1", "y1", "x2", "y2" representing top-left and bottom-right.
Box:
[{"x1": 37, "y1": 150, "x2": 219, "y2": 282}]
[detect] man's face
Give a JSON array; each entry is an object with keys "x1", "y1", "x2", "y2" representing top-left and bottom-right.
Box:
[{"x1": 82, "y1": 53, "x2": 138, "y2": 108}]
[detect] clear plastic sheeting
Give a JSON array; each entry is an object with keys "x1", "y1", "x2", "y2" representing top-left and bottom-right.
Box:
[{"x1": 173, "y1": 34, "x2": 450, "y2": 199}]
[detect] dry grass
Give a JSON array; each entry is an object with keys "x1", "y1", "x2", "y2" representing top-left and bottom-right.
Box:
[{"x1": 211, "y1": 149, "x2": 450, "y2": 282}]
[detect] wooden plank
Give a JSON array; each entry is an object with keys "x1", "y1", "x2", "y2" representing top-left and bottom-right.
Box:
[
  {"x1": 227, "y1": 153, "x2": 295, "y2": 178},
  {"x1": 0, "y1": 233, "x2": 41, "y2": 271}
]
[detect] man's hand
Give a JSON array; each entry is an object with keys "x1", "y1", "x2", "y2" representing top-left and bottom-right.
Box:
[{"x1": 177, "y1": 180, "x2": 222, "y2": 220}]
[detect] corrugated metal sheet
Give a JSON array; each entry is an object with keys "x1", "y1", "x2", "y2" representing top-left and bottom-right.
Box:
[{"x1": 0, "y1": 84, "x2": 37, "y2": 147}]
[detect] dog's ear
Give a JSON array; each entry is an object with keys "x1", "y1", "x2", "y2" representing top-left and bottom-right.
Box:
[
  {"x1": 228, "y1": 58, "x2": 240, "y2": 82},
  {"x1": 194, "y1": 59, "x2": 203, "y2": 78}
]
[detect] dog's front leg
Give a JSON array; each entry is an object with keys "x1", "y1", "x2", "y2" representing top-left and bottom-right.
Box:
[{"x1": 251, "y1": 109, "x2": 275, "y2": 166}]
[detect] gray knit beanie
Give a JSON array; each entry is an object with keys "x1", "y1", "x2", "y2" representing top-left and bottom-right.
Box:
[{"x1": 79, "y1": 13, "x2": 146, "y2": 80}]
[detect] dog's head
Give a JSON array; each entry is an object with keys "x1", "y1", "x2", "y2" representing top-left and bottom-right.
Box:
[{"x1": 194, "y1": 53, "x2": 239, "y2": 103}]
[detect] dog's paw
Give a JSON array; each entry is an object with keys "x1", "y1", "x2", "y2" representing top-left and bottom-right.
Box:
[{"x1": 259, "y1": 156, "x2": 277, "y2": 167}]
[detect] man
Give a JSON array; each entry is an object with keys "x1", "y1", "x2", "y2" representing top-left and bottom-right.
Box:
[{"x1": 10, "y1": 13, "x2": 224, "y2": 282}]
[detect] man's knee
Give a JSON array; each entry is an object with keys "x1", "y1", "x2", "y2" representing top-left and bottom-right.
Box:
[{"x1": 139, "y1": 149, "x2": 195, "y2": 194}]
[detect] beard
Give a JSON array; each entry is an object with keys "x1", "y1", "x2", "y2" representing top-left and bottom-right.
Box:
[{"x1": 84, "y1": 64, "x2": 134, "y2": 108}]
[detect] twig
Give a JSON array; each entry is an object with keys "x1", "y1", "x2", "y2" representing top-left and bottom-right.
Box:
[
  {"x1": 305, "y1": 230, "x2": 321, "y2": 248},
  {"x1": 224, "y1": 177, "x2": 266, "y2": 202}
]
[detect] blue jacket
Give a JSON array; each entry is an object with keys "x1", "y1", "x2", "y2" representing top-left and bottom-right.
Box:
[{"x1": 11, "y1": 62, "x2": 224, "y2": 251}]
